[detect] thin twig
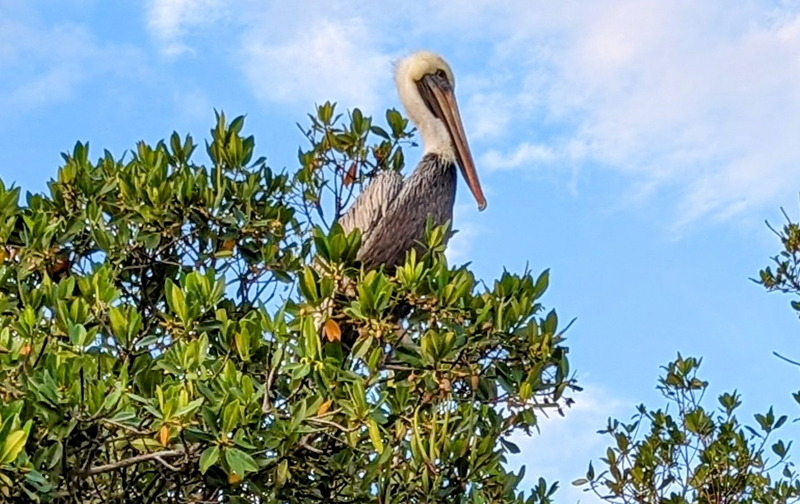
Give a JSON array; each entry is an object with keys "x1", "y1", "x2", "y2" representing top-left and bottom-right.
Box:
[
  {"x1": 262, "y1": 365, "x2": 278, "y2": 414},
  {"x1": 78, "y1": 449, "x2": 185, "y2": 476},
  {"x1": 299, "y1": 435, "x2": 324, "y2": 454},
  {"x1": 774, "y1": 351, "x2": 800, "y2": 367},
  {"x1": 307, "y1": 417, "x2": 356, "y2": 432},
  {"x1": 154, "y1": 456, "x2": 182, "y2": 472}
]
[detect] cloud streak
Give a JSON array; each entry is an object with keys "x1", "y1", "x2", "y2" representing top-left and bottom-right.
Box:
[
  {"x1": 433, "y1": 0, "x2": 800, "y2": 226},
  {"x1": 240, "y1": 16, "x2": 392, "y2": 111},
  {"x1": 145, "y1": 0, "x2": 227, "y2": 56},
  {"x1": 481, "y1": 142, "x2": 557, "y2": 172},
  {"x1": 0, "y1": 16, "x2": 144, "y2": 113}
]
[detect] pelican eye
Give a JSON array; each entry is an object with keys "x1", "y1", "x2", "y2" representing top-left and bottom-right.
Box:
[{"x1": 435, "y1": 69, "x2": 447, "y2": 80}]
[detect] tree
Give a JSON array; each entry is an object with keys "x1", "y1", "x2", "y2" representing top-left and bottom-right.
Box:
[
  {"x1": 574, "y1": 210, "x2": 800, "y2": 504},
  {"x1": 757, "y1": 208, "x2": 800, "y2": 410},
  {"x1": 575, "y1": 355, "x2": 799, "y2": 504},
  {"x1": 0, "y1": 105, "x2": 577, "y2": 503}
]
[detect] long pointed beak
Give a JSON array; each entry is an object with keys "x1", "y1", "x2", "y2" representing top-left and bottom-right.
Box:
[{"x1": 419, "y1": 74, "x2": 487, "y2": 211}]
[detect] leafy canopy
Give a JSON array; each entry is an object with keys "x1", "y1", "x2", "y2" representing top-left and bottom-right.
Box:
[
  {"x1": 576, "y1": 355, "x2": 799, "y2": 504},
  {"x1": 0, "y1": 105, "x2": 576, "y2": 503}
]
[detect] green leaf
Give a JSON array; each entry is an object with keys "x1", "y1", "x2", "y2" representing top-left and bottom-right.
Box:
[
  {"x1": 199, "y1": 445, "x2": 219, "y2": 474},
  {"x1": 175, "y1": 398, "x2": 204, "y2": 418},
  {"x1": 500, "y1": 438, "x2": 520, "y2": 454},
  {"x1": 225, "y1": 447, "x2": 258, "y2": 477},
  {"x1": 69, "y1": 324, "x2": 89, "y2": 347},
  {"x1": 276, "y1": 459, "x2": 289, "y2": 487},
  {"x1": 165, "y1": 279, "x2": 188, "y2": 324},
  {"x1": 108, "y1": 307, "x2": 129, "y2": 344}
]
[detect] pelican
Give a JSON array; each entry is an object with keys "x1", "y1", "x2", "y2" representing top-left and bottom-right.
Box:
[{"x1": 338, "y1": 51, "x2": 486, "y2": 271}]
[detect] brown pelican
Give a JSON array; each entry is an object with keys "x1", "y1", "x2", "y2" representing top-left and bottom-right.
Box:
[{"x1": 338, "y1": 51, "x2": 486, "y2": 271}]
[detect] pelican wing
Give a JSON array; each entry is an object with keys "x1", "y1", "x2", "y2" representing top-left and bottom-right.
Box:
[{"x1": 338, "y1": 170, "x2": 403, "y2": 244}]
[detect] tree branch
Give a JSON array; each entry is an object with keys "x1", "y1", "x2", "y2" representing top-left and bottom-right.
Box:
[{"x1": 78, "y1": 449, "x2": 185, "y2": 476}]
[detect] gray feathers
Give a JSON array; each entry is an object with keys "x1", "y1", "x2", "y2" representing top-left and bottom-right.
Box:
[
  {"x1": 338, "y1": 170, "x2": 403, "y2": 245},
  {"x1": 338, "y1": 154, "x2": 457, "y2": 272}
]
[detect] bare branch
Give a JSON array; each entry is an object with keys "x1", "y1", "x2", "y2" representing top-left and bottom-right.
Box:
[{"x1": 78, "y1": 449, "x2": 185, "y2": 476}]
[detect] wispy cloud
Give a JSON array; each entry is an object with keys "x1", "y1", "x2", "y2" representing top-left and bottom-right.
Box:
[
  {"x1": 0, "y1": 17, "x2": 144, "y2": 113},
  {"x1": 143, "y1": 0, "x2": 800, "y2": 226},
  {"x1": 172, "y1": 87, "x2": 213, "y2": 121},
  {"x1": 144, "y1": 1, "x2": 394, "y2": 110},
  {"x1": 240, "y1": 16, "x2": 392, "y2": 111},
  {"x1": 429, "y1": 0, "x2": 800, "y2": 226},
  {"x1": 145, "y1": 0, "x2": 227, "y2": 56},
  {"x1": 482, "y1": 142, "x2": 558, "y2": 171}
]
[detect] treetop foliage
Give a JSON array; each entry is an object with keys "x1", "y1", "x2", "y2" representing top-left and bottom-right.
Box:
[
  {"x1": 0, "y1": 105, "x2": 576, "y2": 503},
  {"x1": 576, "y1": 355, "x2": 800, "y2": 504},
  {"x1": 759, "y1": 208, "x2": 800, "y2": 319}
]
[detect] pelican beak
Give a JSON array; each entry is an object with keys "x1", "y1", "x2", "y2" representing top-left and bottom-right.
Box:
[{"x1": 418, "y1": 74, "x2": 487, "y2": 211}]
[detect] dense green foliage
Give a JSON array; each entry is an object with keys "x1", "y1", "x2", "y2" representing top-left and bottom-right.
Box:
[
  {"x1": 0, "y1": 106, "x2": 576, "y2": 503},
  {"x1": 576, "y1": 355, "x2": 799, "y2": 504}
]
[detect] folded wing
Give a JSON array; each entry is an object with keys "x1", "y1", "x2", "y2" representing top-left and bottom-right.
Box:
[{"x1": 338, "y1": 170, "x2": 404, "y2": 248}]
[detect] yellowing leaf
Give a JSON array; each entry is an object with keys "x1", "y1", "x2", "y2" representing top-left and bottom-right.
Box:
[
  {"x1": 158, "y1": 425, "x2": 170, "y2": 446},
  {"x1": 0, "y1": 430, "x2": 28, "y2": 464},
  {"x1": 344, "y1": 163, "x2": 357, "y2": 187},
  {"x1": 228, "y1": 472, "x2": 241, "y2": 484},
  {"x1": 165, "y1": 280, "x2": 188, "y2": 324},
  {"x1": 368, "y1": 419, "x2": 384, "y2": 453},
  {"x1": 216, "y1": 239, "x2": 236, "y2": 258},
  {"x1": 519, "y1": 382, "x2": 533, "y2": 401},
  {"x1": 108, "y1": 307, "x2": 128, "y2": 341},
  {"x1": 318, "y1": 399, "x2": 333, "y2": 416},
  {"x1": 324, "y1": 319, "x2": 342, "y2": 342}
]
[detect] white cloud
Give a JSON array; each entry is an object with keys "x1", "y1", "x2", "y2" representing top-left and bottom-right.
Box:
[
  {"x1": 137, "y1": 0, "x2": 800, "y2": 225},
  {"x1": 240, "y1": 16, "x2": 392, "y2": 111},
  {"x1": 482, "y1": 142, "x2": 558, "y2": 171},
  {"x1": 507, "y1": 382, "x2": 627, "y2": 503},
  {"x1": 145, "y1": 0, "x2": 227, "y2": 56},
  {"x1": 144, "y1": 1, "x2": 394, "y2": 110},
  {"x1": 431, "y1": 0, "x2": 800, "y2": 226},
  {"x1": 463, "y1": 93, "x2": 514, "y2": 141}
]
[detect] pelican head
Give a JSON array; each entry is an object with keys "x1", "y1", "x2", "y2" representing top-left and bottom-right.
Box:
[{"x1": 395, "y1": 51, "x2": 487, "y2": 211}]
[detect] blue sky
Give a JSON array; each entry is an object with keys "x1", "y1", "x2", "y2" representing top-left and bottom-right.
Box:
[{"x1": 3, "y1": 0, "x2": 800, "y2": 500}]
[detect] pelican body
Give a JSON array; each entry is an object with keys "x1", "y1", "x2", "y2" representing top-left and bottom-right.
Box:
[{"x1": 339, "y1": 51, "x2": 486, "y2": 271}]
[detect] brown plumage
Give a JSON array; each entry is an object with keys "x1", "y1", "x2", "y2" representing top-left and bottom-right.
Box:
[{"x1": 338, "y1": 51, "x2": 486, "y2": 272}]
